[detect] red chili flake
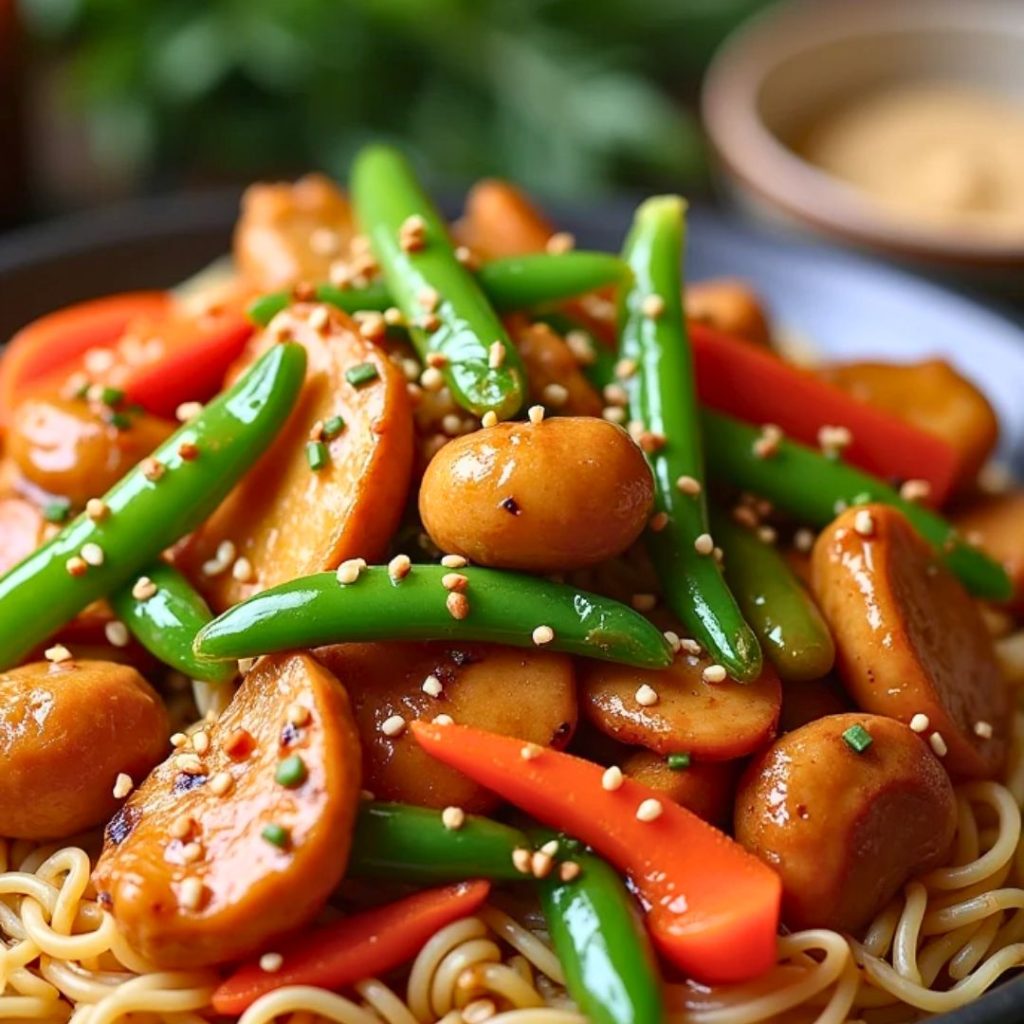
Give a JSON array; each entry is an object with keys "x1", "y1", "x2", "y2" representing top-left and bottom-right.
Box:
[{"x1": 224, "y1": 728, "x2": 256, "y2": 760}]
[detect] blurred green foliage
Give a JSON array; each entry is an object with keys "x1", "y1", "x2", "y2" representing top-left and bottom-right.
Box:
[{"x1": 20, "y1": 0, "x2": 770, "y2": 197}]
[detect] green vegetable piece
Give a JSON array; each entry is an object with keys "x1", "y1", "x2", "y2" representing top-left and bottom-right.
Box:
[
  {"x1": 345, "y1": 362, "x2": 379, "y2": 388},
  {"x1": 620, "y1": 196, "x2": 761, "y2": 681},
  {"x1": 42, "y1": 500, "x2": 71, "y2": 524},
  {"x1": 351, "y1": 144, "x2": 527, "y2": 419},
  {"x1": 843, "y1": 723, "x2": 873, "y2": 753},
  {"x1": 0, "y1": 342, "x2": 307, "y2": 670},
  {"x1": 275, "y1": 755, "x2": 308, "y2": 788},
  {"x1": 261, "y1": 824, "x2": 290, "y2": 848},
  {"x1": 710, "y1": 507, "x2": 836, "y2": 683},
  {"x1": 306, "y1": 440, "x2": 328, "y2": 471},
  {"x1": 100, "y1": 386, "x2": 125, "y2": 407},
  {"x1": 107, "y1": 411, "x2": 132, "y2": 431},
  {"x1": 109, "y1": 560, "x2": 235, "y2": 683},
  {"x1": 246, "y1": 252, "x2": 628, "y2": 327},
  {"x1": 666, "y1": 752, "x2": 691, "y2": 771},
  {"x1": 535, "y1": 834, "x2": 664, "y2": 1024},
  {"x1": 322, "y1": 415, "x2": 345, "y2": 439},
  {"x1": 194, "y1": 565, "x2": 673, "y2": 669},
  {"x1": 701, "y1": 409, "x2": 1012, "y2": 601},
  {"x1": 347, "y1": 802, "x2": 530, "y2": 882}
]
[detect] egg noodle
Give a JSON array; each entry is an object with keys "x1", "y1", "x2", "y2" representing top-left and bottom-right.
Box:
[{"x1": 4, "y1": 708, "x2": 1024, "y2": 1024}]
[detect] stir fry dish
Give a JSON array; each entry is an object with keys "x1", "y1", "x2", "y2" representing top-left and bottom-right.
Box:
[{"x1": 3, "y1": 145, "x2": 1024, "y2": 1024}]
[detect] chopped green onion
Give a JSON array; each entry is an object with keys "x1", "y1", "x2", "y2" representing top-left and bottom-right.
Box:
[
  {"x1": 345, "y1": 363, "x2": 379, "y2": 388},
  {"x1": 306, "y1": 441, "x2": 328, "y2": 471},
  {"x1": 261, "y1": 823, "x2": 290, "y2": 848},
  {"x1": 322, "y1": 415, "x2": 346, "y2": 440},
  {"x1": 42, "y1": 500, "x2": 71, "y2": 524},
  {"x1": 100, "y1": 386, "x2": 125, "y2": 407},
  {"x1": 107, "y1": 411, "x2": 132, "y2": 431},
  {"x1": 842, "y1": 723, "x2": 873, "y2": 753},
  {"x1": 666, "y1": 752, "x2": 691, "y2": 771},
  {"x1": 275, "y1": 754, "x2": 308, "y2": 788}
]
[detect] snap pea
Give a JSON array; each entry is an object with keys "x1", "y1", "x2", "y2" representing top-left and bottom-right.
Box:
[
  {"x1": 702, "y1": 409, "x2": 1012, "y2": 601},
  {"x1": 620, "y1": 196, "x2": 762, "y2": 681},
  {"x1": 535, "y1": 834, "x2": 664, "y2": 1024},
  {"x1": 0, "y1": 342, "x2": 307, "y2": 669},
  {"x1": 194, "y1": 566, "x2": 674, "y2": 668},
  {"x1": 710, "y1": 508, "x2": 835, "y2": 682},
  {"x1": 247, "y1": 252, "x2": 628, "y2": 327},
  {"x1": 348, "y1": 802, "x2": 529, "y2": 882},
  {"x1": 351, "y1": 144, "x2": 527, "y2": 419},
  {"x1": 109, "y1": 561, "x2": 235, "y2": 683}
]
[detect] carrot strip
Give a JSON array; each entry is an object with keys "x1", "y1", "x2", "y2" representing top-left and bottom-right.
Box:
[
  {"x1": 410, "y1": 721, "x2": 780, "y2": 984},
  {"x1": 690, "y1": 323, "x2": 960, "y2": 506},
  {"x1": 211, "y1": 880, "x2": 490, "y2": 1014}
]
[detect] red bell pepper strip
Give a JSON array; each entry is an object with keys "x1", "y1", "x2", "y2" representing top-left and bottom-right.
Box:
[
  {"x1": 117, "y1": 306, "x2": 254, "y2": 418},
  {"x1": 0, "y1": 292, "x2": 171, "y2": 427},
  {"x1": 211, "y1": 880, "x2": 490, "y2": 1015},
  {"x1": 410, "y1": 721, "x2": 780, "y2": 985},
  {"x1": 690, "y1": 323, "x2": 959, "y2": 506}
]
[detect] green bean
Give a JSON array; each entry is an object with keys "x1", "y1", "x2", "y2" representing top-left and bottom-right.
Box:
[
  {"x1": 710, "y1": 508, "x2": 835, "y2": 682},
  {"x1": 194, "y1": 566, "x2": 674, "y2": 668},
  {"x1": 535, "y1": 834, "x2": 664, "y2": 1024},
  {"x1": 348, "y1": 802, "x2": 529, "y2": 882},
  {"x1": 620, "y1": 196, "x2": 761, "y2": 681},
  {"x1": 351, "y1": 144, "x2": 527, "y2": 419},
  {"x1": 247, "y1": 253, "x2": 628, "y2": 327},
  {"x1": 0, "y1": 342, "x2": 307, "y2": 669},
  {"x1": 702, "y1": 409, "x2": 1012, "y2": 601},
  {"x1": 109, "y1": 561, "x2": 235, "y2": 683}
]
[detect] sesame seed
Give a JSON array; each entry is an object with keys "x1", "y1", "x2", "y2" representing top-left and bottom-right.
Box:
[
  {"x1": 131, "y1": 576, "x2": 158, "y2": 601},
  {"x1": 180, "y1": 841, "x2": 203, "y2": 864},
  {"x1": 420, "y1": 365, "x2": 445, "y2": 392},
  {"x1": 418, "y1": 313, "x2": 441, "y2": 333},
  {"x1": 45, "y1": 644, "x2": 72, "y2": 664},
  {"x1": 520, "y1": 743, "x2": 542, "y2": 761},
  {"x1": 232, "y1": 557, "x2": 254, "y2": 583},
  {"x1": 649, "y1": 511, "x2": 670, "y2": 532},
  {"x1": 528, "y1": 405, "x2": 545, "y2": 425},
  {"x1": 481, "y1": 411, "x2": 498, "y2": 428},
  {"x1": 336, "y1": 559, "x2": 365, "y2": 585},
  {"x1": 417, "y1": 285, "x2": 440, "y2": 311},
  {"x1": 441, "y1": 571, "x2": 469, "y2": 593},
  {"x1": 86, "y1": 498, "x2": 109, "y2": 521},
  {"x1": 602, "y1": 406, "x2": 626, "y2": 424},
  {"x1": 259, "y1": 953, "x2": 284, "y2": 973},
  {"x1": 635, "y1": 683, "x2": 659, "y2": 707},
  {"x1": 694, "y1": 533, "x2": 715, "y2": 556},
  {"x1": 488, "y1": 341, "x2": 506, "y2": 369},
  {"x1": 454, "y1": 245, "x2": 476, "y2": 267},
  {"x1": 141, "y1": 458, "x2": 165, "y2": 482},
  {"x1": 433, "y1": 714, "x2": 455, "y2": 726},
  {"x1": 441, "y1": 806, "x2": 465, "y2": 830},
  {"x1": 636, "y1": 798, "x2": 663, "y2": 822},
  {"x1": 531, "y1": 850, "x2": 554, "y2": 878},
  {"x1": 446, "y1": 591, "x2": 470, "y2": 620},
  {"x1": 641, "y1": 294, "x2": 665, "y2": 319},
  {"x1": 170, "y1": 733, "x2": 189, "y2": 749},
  {"x1": 283, "y1": 704, "x2": 310, "y2": 730},
  {"x1": 566, "y1": 329, "x2": 596, "y2": 365},
  {"x1": 178, "y1": 878, "x2": 204, "y2": 911},
  {"x1": 357, "y1": 312, "x2": 387, "y2": 341},
  {"x1": 66, "y1": 556, "x2": 88, "y2": 577},
  {"x1": 757, "y1": 525, "x2": 778, "y2": 544},
  {"x1": 420, "y1": 674, "x2": 443, "y2": 698},
  {"x1": 753, "y1": 423, "x2": 783, "y2": 459},
  {"x1": 818, "y1": 424, "x2": 852, "y2": 456},
  {"x1": 930, "y1": 732, "x2": 949, "y2": 757},
  {"x1": 381, "y1": 714, "x2": 407, "y2": 738},
  {"x1": 615, "y1": 358, "x2": 637, "y2": 380},
  {"x1": 441, "y1": 554, "x2": 468, "y2": 569},
  {"x1": 663, "y1": 630, "x2": 682, "y2": 653},
  {"x1": 546, "y1": 231, "x2": 575, "y2": 254},
  {"x1": 176, "y1": 401, "x2": 203, "y2": 422},
  {"x1": 512, "y1": 848, "x2": 532, "y2": 874},
  {"x1": 909, "y1": 713, "x2": 931, "y2": 733},
  {"x1": 539, "y1": 839, "x2": 559, "y2": 857},
  {"x1": 702, "y1": 664, "x2": 728, "y2": 684},
  {"x1": 169, "y1": 815, "x2": 194, "y2": 840},
  {"x1": 104, "y1": 620, "x2": 129, "y2": 647},
  {"x1": 676, "y1": 475, "x2": 702, "y2": 496},
  {"x1": 601, "y1": 765, "x2": 624, "y2": 791},
  {"x1": 192, "y1": 731, "x2": 210, "y2": 755},
  {"x1": 631, "y1": 593, "x2": 657, "y2": 612},
  {"x1": 532, "y1": 625, "x2": 555, "y2": 646},
  {"x1": 853, "y1": 509, "x2": 875, "y2": 537},
  {"x1": 603, "y1": 382, "x2": 629, "y2": 407},
  {"x1": 176, "y1": 754, "x2": 203, "y2": 774},
  {"x1": 900, "y1": 479, "x2": 931, "y2": 503},
  {"x1": 559, "y1": 861, "x2": 581, "y2": 882},
  {"x1": 975, "y1": 720, "x2": 994, "y2": 739},
  {"x1": 793, "y1": 528, "x2": 815, "y2": 553},
  {"x1": 388, "y1": 554, "x2": 412, "y2": 581},
  {"x1": 680, "y1": 638, "x2": 702, "y2": 656},
  {"x1": 542, "y1": 383, "x2": 569, "y2": 408},
  {"x1": 209, "y1": 771, "x2": 233, "y2": 796},
  {"x1": 638, "y1": 431, "x2": 665, "y2": 454}
]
